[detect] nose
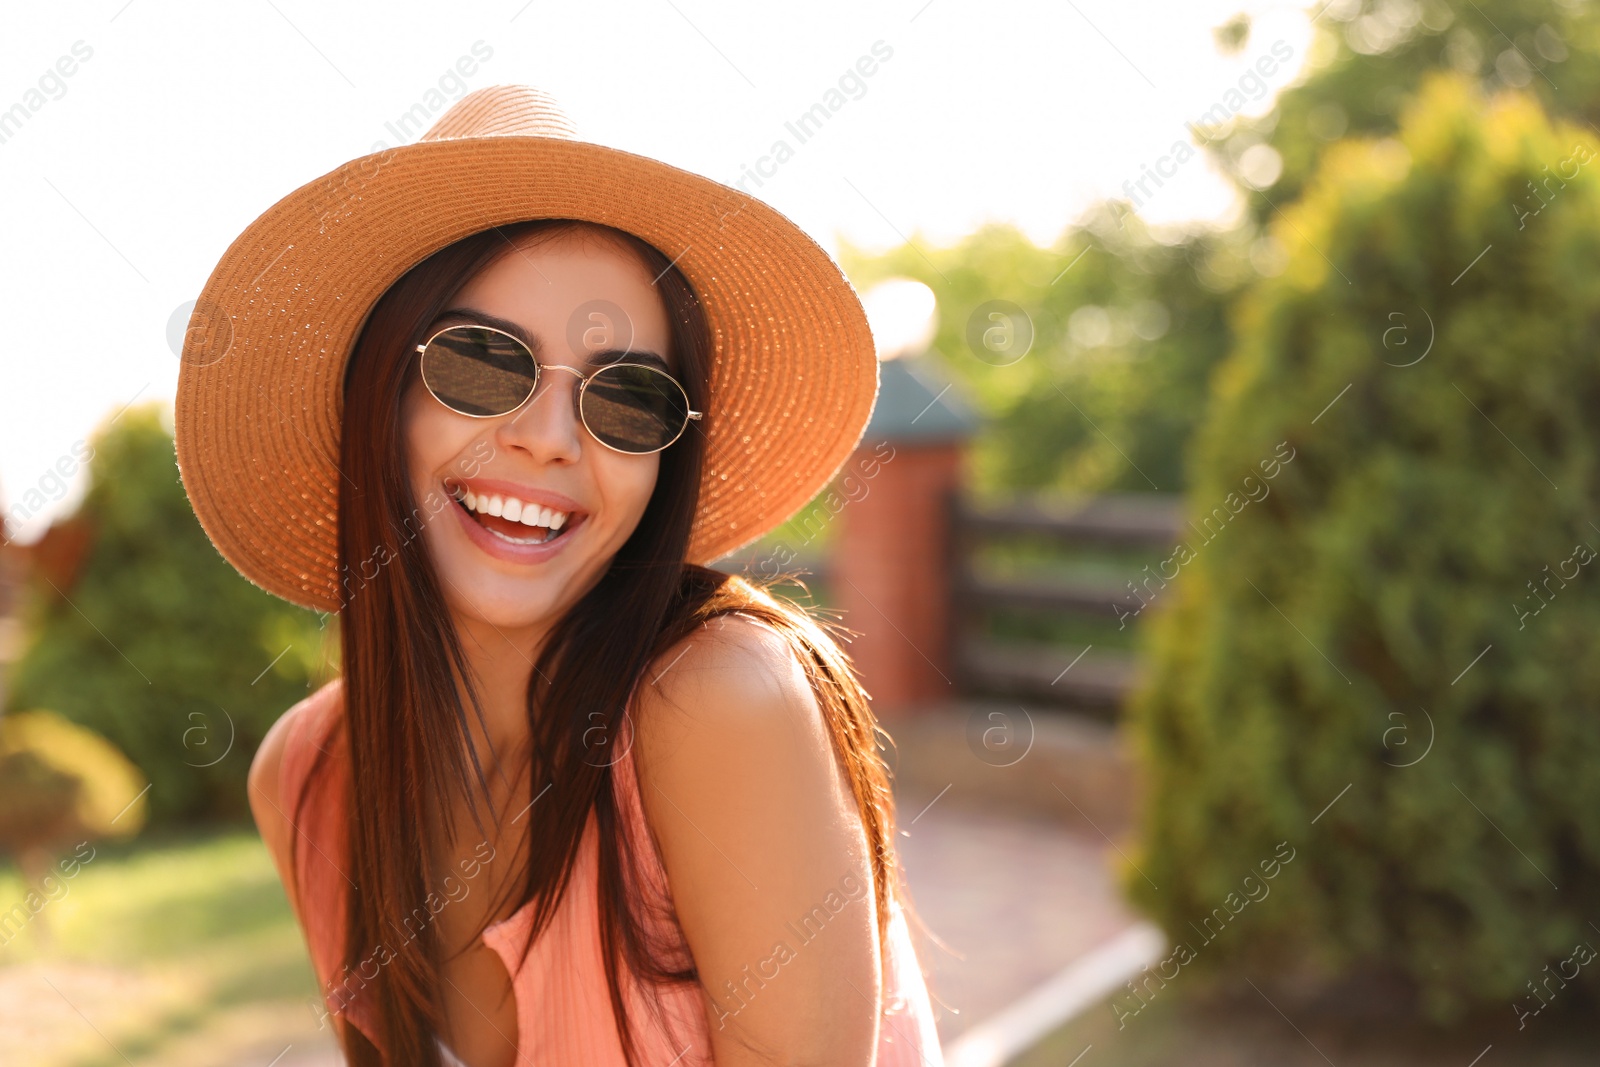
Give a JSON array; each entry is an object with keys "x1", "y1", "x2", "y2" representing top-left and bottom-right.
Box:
[{"x1": 495, "y1": 364, "x2": 584, "y2": 463}]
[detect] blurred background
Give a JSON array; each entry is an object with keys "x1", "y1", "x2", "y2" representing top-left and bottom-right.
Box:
[{"x1": 3, "y1": 0, "x2": 1599, "y2": 1063}]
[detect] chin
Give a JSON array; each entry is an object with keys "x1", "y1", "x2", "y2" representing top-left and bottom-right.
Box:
[
  {"x1": 426, "y1": 535, "x2": 589, "y2": 637},
  {"x1": 415, "y1": 482, "x2": 612, "y2": 638},
  {"x1": 442, "y1": 576, "x2": 568, "y2": 634}
]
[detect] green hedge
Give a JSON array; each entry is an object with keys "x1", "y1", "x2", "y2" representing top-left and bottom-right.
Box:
[
  {"x1": 1126, "y1": 74, "x2": 1600, "y2": 1022},
  {"x1": 7, "y1": 405, "x2": 330, "y2": 825}
]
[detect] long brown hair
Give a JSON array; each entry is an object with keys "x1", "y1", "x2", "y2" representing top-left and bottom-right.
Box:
[{"x1": 301, "y1": 217, "x2": 912, "y2": 1065}]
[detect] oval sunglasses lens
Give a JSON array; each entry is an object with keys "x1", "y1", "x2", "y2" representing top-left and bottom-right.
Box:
[
  {"x1": 581, "y1": 364, "x2": 692, "y2": 453},
  {"x1": 420, "y1": 326, "x2": 537, "y2": 416}
]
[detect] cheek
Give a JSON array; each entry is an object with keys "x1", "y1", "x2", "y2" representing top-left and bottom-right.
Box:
[
  {"x1": 402, "y1": 386, "x2": 473, "y2": 491},
  {"x1": 596, "y1": 453, "x2": 661, "y2": 528}
]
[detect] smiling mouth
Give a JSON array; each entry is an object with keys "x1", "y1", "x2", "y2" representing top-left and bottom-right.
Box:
[{"x1": 450, "y1": 485, "x2": 579, "y2": 547}]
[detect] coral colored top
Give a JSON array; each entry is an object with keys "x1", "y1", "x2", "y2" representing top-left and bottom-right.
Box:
[{"x1": 277, "y1": 680, "x2": 944, "y2": 1066}]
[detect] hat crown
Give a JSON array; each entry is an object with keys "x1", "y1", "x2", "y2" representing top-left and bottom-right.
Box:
[{"x1": 419, "y1": 84, "x2": 580, "y2": 142}]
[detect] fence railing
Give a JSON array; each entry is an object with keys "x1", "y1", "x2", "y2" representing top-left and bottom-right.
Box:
[{"x1": 947, "y1": 490, "x2": 1185, "y2": 715}]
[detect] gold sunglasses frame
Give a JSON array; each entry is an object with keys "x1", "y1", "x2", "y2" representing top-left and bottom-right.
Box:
[{"x1": 415, "y1": 323, "x2": 703, "y2": 456}]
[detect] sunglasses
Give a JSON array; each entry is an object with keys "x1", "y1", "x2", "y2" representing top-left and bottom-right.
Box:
[{"x1": 416, "y1": 323, "x2": 702, "y2": 455}]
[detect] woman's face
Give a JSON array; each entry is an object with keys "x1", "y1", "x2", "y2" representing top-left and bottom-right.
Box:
[{"x1": 402, "y1": 231, "x2": 674, "y2": 639}]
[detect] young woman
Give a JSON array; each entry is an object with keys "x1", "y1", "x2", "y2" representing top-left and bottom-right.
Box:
[{"x1": 175, "y1": 87, "x2": 943, "y2": 1066}]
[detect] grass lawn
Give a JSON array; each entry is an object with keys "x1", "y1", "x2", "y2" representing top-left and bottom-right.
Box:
[
  {"x1": 0, "y1": 825, "x2": 334, "y2": 1067},
  {"x1": 1012, "y1": 983, "x2": 1595, "y2": 1067}
]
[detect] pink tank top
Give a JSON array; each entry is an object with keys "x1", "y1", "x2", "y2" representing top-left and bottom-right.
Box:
[{"x1": 278, "y1": 680, "x2": 944, "y2": 1066}]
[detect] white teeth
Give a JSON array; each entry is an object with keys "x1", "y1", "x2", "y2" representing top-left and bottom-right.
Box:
[
  {"x1": 457, "y1": 488, "x2": 572, "y2": 532},
  {"x1": 486, "y1": 525, "x2": 548, "y2": 546}
]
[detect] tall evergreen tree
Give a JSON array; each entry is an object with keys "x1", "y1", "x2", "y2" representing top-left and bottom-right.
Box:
[{"x1": 7, "y1": 405, "x2": 332, "y2": 824}]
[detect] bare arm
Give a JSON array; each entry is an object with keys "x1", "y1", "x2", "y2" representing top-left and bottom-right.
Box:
[
  {"x1": 634, "y1": 614, "x2": 882, "y2": 1067},
  {"x1": 246, "y1": 699, "x2": 308, "y2": 929}
]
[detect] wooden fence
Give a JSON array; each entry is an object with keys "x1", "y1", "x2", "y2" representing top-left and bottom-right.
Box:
[{"x1": 946, "y1": 490, "x2": 1184, "y2": 715}]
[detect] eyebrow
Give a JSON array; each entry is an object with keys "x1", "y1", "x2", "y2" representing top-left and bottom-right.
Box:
[{"x1": 433, "y1": 306, "x2": 673, "y2": 374}]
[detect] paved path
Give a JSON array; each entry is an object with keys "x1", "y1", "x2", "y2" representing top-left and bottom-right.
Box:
[{"x1": 893, "y1": 789, "x2": 1145, "y2": 1048}]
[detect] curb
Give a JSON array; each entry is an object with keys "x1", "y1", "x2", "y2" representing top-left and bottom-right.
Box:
[{"x1": 943, "y1": 922, "x2": 1167, "y2": 1067}]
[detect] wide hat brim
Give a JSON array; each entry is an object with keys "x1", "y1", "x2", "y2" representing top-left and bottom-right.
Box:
[{"x1": 174, "y1": 88, "x2": 879, "y2": 614}]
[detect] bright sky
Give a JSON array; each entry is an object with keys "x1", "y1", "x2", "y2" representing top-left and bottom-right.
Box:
[{"x1": 0, "y1": 0, "x2": 1318, "y2": 540}]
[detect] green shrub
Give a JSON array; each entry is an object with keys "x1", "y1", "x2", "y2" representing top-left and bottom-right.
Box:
[
  {"x1": 1126, "y1": 74, "x2": 1600, "y2": 1023},
  {"x1": 6, "y1": 405, "x2": 332, "y2": 825}
]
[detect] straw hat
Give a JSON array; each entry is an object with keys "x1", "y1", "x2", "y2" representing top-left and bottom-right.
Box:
[{"x1": 174, "y1": 85, "x2": 879, "y2": 613}]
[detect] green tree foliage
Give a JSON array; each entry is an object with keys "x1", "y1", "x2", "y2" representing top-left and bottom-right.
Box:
[
  {"x1": 6, "y1": 405, "x2": 332, "y2": 825},
  {"x1": 839, "y1": 215, "x2": 1239, "y2": 495},
  {"x1": 1126, "y1": 74, "x2": 1600, "y2": 1021},
  {"x1": 1219, "y1": 0, "x2": 1600, "y2": 214}
]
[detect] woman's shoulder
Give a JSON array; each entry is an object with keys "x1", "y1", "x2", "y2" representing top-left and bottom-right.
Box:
[
  {"x1": 246, "y1": 679, "x2": 345, "y2": 910},
  {"x1": 665, "y1": 606, "x2": 797, "y2": 663},
  {"x1": 638, "y1": 609, "x2": 816, "y2": 721},
  {"x1": 248, "y1": 684, "x2": 345, "y2": 809}
]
